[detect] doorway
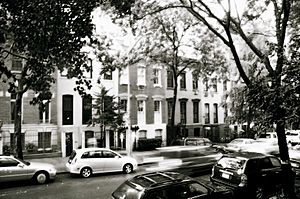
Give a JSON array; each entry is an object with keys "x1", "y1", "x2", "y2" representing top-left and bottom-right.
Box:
[{"x1": 65, "y1": 132, "x2": 73, "y2": 156}]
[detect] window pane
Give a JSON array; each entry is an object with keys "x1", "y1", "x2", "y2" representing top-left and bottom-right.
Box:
[
  {"x1": 63, "y1": 95, "x2": 73, "y2": 125},
  {"x1": 82, "y1": 95, "x2": 92, "y2": 124}
]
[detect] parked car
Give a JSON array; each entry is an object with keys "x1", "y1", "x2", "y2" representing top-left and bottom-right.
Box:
[
  {"x1": 210, "y1": 152, "x2": 290, "y2": 198},
  {"x1": 223, "y1": 138, "x2": 255, "y2": 152},
  {"x1": 286, "y1": 130, "x2": 300, "y2": 146},
  {"x1": 289, "y1": 144, "x2": 300, "y2": 176},
  {"x1": 66, "y1": 148, "x2": 138, "y2": 178},
  {"x1": 0, "y1": 155, "x2": 56, "y2": 184},
  {"x1": 112, "y1": 171, "x2": 234, "y2": 199}
]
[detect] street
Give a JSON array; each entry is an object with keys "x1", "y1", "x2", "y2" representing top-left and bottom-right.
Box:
[{"x1": 0, "y1": 167, "x2": 210, "y2": 199}]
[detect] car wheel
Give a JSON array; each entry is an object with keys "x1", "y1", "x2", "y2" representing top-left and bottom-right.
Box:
[
  {"x1": 34, "y1": 171, "x2": 49, "y2": 184},
  {"x1": 81, "y1": 167, "x2": 92, "y2": 178},
  {"x1": 123, "y1": 164, "x2": 133, "y2": 174},
  {"x1": 255, "y1": 186, "x2": 263, "y2": 199}
]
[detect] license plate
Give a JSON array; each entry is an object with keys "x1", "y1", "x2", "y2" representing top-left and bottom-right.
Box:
[{"x1": 221, "y1": 173, "x2": 230, "y2": 179}]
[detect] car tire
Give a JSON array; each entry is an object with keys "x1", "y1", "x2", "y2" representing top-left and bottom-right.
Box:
[
  {"x1": 255, "y1": 186, "x2": 263, "y2": 199},
  {"x1": 80, "y1": 167, "x2": 92, "y2": 178},
  {"x1": 34, "y1": 171, "x2": 49, "y2": 184},
  {"x1": 123, "y1": 164, "x2": 133, "y2": 174}
]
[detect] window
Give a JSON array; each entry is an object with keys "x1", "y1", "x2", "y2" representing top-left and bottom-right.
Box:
[
  {"x1": 154, "y1": 101, "x2": 160, "y2": 112},
  {"x1": 39, "y1": 102, "x2": 50, "y2": 123},
  {"x1": 137, "y1": 67, "x2": 146, "y2": 86},
  {"x1": 63, "y1": 95, "x2": 73, "y2": 125},
  {"x1": 12, "y1": 55, "x2": 23, "y2": 71},
  {"x1": 85, "y1": 131, "x2": 94, "y2": 147},
  {"x1": 120, "y1": 99, "x2": 127, "y2": 112},
  {"x1": 180, "y1": 73, "x2": 186, "y2": 89},
  {"x1": 223, "y1": 80, "x2": 227, "y2": 91},
  {"x1": 192, "y1": 73, "x2": 198, "y2": 90},
  {"x1": 139, "y1": 130, "x2": 147, "y2": 139},
  {"x1": 180, "y1": 100, "x2": 187, "y2": 124},
  {"x1": 193, "y1": 101, "x2": 199, "y2": 123},
  {"x1": 212, "y1": 78, "x2": 217, "y2": 92},
  {"x1": 213, "y1": 103, "x2": 218, "y2": 123},
  {"x1": 102, "y1": 150, "x2": 117, "y2": 158},
  {"x1": 137, "y1": 100, "x2": 144, "y2": 112},
  {"x1": 38, "y1": 132, "x2": 51, "y2": 149},
  {"x1": 82, "y1": 95, "x2": 92, "y2": 125},
  {"x1": 204, "y1": 78, "x2": 209, "y2": 91},
  {"x1": 205, "y1": 103, "x2": 210, "y2": 124},
  {"x1": 167, "y1": 100, "x2": 173, "y2": 123},
  {"x1": 167, "y1": 70, "x2": 173, "y2": 88},
  {"x1": 103, "y1": 70, "x2": 112, "y2": 80},
  {"x1": 10, "y1": 93, "x2": 16, "y2": 121},
  {"x1": 154, "y1": 100, "x2": 162, "y2": 124},
  {"x1": 0, "y1": 158, "x2": 19, "y2": 167},
  {"x1": 153, "y1": 68, "x2": 161, "y2": 86},
  {"x1": 155, "y1": 129, "x2": 162, "y2": 139}
]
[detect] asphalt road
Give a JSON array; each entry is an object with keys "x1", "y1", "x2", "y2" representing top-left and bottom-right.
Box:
[{"x1": 0, "y1": 166, "x2": 211, "y2": 199}]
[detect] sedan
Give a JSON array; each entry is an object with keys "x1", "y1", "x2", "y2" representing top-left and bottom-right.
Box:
[
  {"x1": 223, "y1": 138, "x2": 255, "y2": 152},
  {"x1": 66, "y1": 148, "x2": 138, "y2": 178},
  {"x1": 0, "y1": 155, "x2": 56, "y2": 184}
]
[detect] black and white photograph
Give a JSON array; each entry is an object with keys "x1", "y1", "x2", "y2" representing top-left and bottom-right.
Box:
[{"x1": 0, "y1": 0, "x2": 299, "y2": 198}]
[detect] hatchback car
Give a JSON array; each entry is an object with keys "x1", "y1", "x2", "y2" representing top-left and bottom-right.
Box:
[
  {"x1": 112, "y1": 171, "x2": 234, "y2": 199},
  {"x1": 210, "y1": 152, "x2": 289, "y2": 198},
  {"x1": 0, "y1": 155, "x2": 56, "y2": 184},
  {"x1": 66, "y1": 148, "x2": 138, "y2": 178}
]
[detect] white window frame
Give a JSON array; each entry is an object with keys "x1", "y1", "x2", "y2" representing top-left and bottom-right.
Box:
[
  {"x1": 137, "y1": 66, "x2": 146, "y2": 86},
  {"x1": 153, "y1": 68, "x2": 162, "y2": 87}
]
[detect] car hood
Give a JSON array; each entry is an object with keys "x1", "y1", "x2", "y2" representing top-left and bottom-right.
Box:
[{"x1": 198, "y1": 179, "x2": 233, "y2": 193}]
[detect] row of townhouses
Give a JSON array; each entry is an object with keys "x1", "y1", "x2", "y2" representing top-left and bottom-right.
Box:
[{"x1": 0, "y1": 54, "x2": 241, "y2": 157}]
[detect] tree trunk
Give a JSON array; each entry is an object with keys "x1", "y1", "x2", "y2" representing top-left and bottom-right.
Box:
[{"x1": 13, "y1": 90, "x2": 24, "y2": 160}]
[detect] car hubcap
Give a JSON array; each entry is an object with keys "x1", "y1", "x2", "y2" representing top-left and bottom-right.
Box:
[
  {"x1": 256, "y1": 187, "x2": 263, "y2": 199},
  {"x1": 37, "y1": 173, "x2": 47, "y2": 184},
  {"x1": 125, "y1": 165, "x2": 132, "y2": 173},
  {"x1": 82, "y1": 169, "x2": 91, "y2": 177}
]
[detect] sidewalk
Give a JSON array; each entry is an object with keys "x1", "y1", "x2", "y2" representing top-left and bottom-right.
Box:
[{"x1": 25, "y1": 150, "x2": 158, "y2": 174}]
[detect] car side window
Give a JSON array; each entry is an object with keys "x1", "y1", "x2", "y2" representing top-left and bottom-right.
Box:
[
  {"x1": 269, "y1": 157, "x2": 281, "y2": 167},
  {"x1": 102, "y1": 151, "x2": 116, "y2": 158},
  {"x1": 81, "y1": 150, "x2": 102, "y2": 158},
  {"x1": 0, "y1": 158, "x2": 19, "y2": 167},
  {"x1": 259, "y1": 158, "x2": 273, "y2": 170},
  {"x1": 167, "y1": 182, "x2": 207, "y2": 198}
]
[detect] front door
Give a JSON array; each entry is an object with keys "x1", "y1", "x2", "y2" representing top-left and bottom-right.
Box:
[{"x1": 66, "y1": 133, "x2": 73, "y2": 157}]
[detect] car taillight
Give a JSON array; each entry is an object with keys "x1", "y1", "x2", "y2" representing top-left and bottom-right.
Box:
[
  {"x1": 211, "y1": 167, "x2": 215, "y2": 177},
  {"x1": 238, "y1": 174, "x2": 247, "y2": 187},
  {"x1": 71, "y1": 158, "x2": 77, "y2": 165}
]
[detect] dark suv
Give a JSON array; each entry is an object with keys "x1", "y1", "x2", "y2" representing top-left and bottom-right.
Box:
[
  {"x1": 112, "y1": 171, "x2": 233, "y2": 199},
  {"x1": 210, "y1": 152, "x2": 290, "y2": 198}
]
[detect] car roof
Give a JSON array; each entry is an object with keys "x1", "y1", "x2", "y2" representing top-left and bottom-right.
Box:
[
  {"x1": 126, "y1": 172, "x2": 193, "y2": 190},
  {"x1": 222, "y1": 152, "x2": 273, "y2": 160},
  {"x1": 74, "y1": 147, "x2": 114, "y2": 153}
]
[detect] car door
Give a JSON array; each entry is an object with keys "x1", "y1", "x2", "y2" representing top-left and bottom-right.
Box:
[
  {"x1": 258, "y1": 157, "x2": 282, "y2": 193},
  {"x1": 81, "y1": 150, "x2": 104, "y2": 173},
  {"x1": 102, "y1": 150, "x2": 123, "y2": 172},
  {"x1": 0, "y1": 157, "x2": 26, "y2": 182}
]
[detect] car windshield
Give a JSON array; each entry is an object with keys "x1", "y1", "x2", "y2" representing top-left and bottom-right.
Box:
[
  {"x1": 15, "y1": 157, "x2": 30, "y2": 166},
  {"x1": 217, "y1": 157, "x2": 246, "y2": 170},
  {"x1": 112, "y1": 182, "x2": 141, "y2": 199}
]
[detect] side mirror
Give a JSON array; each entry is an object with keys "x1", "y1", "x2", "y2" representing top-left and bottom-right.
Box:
[{"x1": 18, "y1": 163, "x2": 25, "y2": 168}]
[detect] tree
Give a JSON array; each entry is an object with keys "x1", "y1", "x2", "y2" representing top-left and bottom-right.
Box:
[
  {"x1": 92, "y1": 86, "x2": 124, "y2": 147},
  {"x1": 0, "y1": 0, "x2": 99, "y2": 159},
  {"x1": 125, "y1": 8, "x2": 228, "y2": 144},
  {"x1": 110, "y1": 0, "x2": 298, "y2": 197}
]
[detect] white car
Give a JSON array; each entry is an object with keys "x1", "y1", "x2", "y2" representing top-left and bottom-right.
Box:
[
  {"x1": 224, "y1": 138, "x2": 255, "y2": 152},
  {"x1": 0, "y1": 155, "x2": 56, "y2": 184},
  {"x1": 286, "y1": 130, "x2": 300, "y2": 146},
  {"x1": 66, "y1": 148, "x2": 138, "y2": 178}
]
